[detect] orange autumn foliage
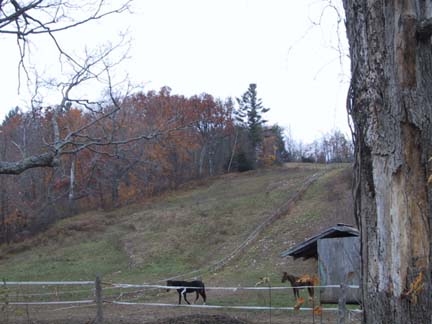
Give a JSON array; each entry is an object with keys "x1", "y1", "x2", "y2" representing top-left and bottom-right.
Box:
[{"x1": 0, "y1": 86, "x2": 282, "y2": 243}]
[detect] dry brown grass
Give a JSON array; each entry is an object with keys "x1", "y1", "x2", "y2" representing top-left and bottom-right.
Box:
[{"x1": 0, "y1": 163, "x2": 358, "y2": 323}]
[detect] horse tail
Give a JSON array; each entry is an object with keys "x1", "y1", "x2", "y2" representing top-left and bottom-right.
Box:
[{"x1": 200, "y1": 282, "x2": 207, "y2": 302}]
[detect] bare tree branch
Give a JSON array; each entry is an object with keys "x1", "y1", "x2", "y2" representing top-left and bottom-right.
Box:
[
  {"x1": 1, "y1": 0, "x2": 133, "y2": 87},
  {"x1": 0, "y1": 1, "x2": 132, "y2": 35},
  {"x1": 0, "y1": 152, "x2": 56, "y2": 175},
  {"x1": 0, "y1": 0, "x2": 133, "y2": 175}
]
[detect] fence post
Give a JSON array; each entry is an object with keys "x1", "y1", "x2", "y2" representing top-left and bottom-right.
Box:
[
  {"x1": 338, "y1": 282, "x2": 347, "y2": 324},
  {"x1": 95, "y1": 275, "x2": 103, "y2": 324}
]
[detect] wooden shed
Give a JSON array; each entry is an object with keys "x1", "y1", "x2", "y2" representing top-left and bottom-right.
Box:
[{"x1": 280, "y1": 223, "x2": 361, "y2": 304}]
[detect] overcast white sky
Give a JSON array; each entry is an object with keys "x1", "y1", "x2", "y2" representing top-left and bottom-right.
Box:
[{"x1": 0, "y1": 0, "x2": 350, "y2": 143}]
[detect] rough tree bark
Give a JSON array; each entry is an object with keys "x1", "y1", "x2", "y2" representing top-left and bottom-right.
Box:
[{"x1": 342, "y1": 0, "x2": 432, "y2": 323}]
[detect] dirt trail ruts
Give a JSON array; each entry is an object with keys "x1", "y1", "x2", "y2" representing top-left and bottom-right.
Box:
[
  {"x1": 208, "y1": 171, "x2": 326, "y2": 272},
  {"x1": 163, "y1": 171, "x2": 327, "y2": 283}
]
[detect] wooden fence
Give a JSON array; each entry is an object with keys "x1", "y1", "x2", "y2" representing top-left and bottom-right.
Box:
[{"x1": 1, "y1": 277, "x2": 362, "y2": 324}]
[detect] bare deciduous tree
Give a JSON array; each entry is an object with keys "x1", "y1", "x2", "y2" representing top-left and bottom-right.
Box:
[{"x1": 0, "y1": 0, "x2": 136, "y2": 175}]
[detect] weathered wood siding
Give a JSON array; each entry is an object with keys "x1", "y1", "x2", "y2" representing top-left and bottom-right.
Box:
[{"x1": 318, "y1": 237, "x2": 360, "y2": 304}]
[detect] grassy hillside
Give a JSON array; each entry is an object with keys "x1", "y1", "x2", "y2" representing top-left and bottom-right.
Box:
[{"x1": 0, "y1": 163, "x2": 354, "y2": 291}]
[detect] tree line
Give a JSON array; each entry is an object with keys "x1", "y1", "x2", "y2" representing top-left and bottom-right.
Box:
[
  {"x1": 0, "y1": 83, "x2": 352, "y2": 244},
  {"x1": 0, "y1": 84, "x2": 294, "y2": 244},
  {"x1": 285, "y1": 129, "x2": 353, "y2": 164}
]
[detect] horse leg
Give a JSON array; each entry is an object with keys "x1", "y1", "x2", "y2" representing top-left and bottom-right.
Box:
[
  {"x1": 201, "y1": 290, "x2": 207, "y2": 304},
  {"x1": 308, "y1": 287, "x2": 314, "y2": 301},
  {"x1": 293, "y1": 287, "x2": 299, "y2": 299},
  {"x1": 177, "y1": 291, "x2": 182, "y2": 304},
  {"x1": 182, "y1": 289, "x2": 190, "y2": 305},
  {"x1": 196, "y1": 290, "x2": 206, "y2": 304}
]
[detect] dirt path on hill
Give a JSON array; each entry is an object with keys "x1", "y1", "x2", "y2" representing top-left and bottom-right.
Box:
[
  {"x1": 159, "y1": 170, "x2": 327, "y2": 283},
  {"x1": 207, "y1": 171, "x2": 326, "y2": 273}
]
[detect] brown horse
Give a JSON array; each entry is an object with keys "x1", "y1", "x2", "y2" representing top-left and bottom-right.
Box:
[{"x1": 281, "y1": 272, "x2": 314, "y2": 300}]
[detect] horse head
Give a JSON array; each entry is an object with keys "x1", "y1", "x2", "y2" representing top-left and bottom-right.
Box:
[{"x1": 281, "y1": 272, "x2": 297, "y2": 285}]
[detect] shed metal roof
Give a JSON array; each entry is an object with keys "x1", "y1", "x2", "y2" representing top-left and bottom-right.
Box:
[{"x1": 280, "y1": 223, "x2": 359, "y2": 260}]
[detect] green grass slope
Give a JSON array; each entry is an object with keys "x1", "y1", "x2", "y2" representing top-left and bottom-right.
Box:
[{"x1": 0, "y1": 163, "x2": 354, "y2": 294}]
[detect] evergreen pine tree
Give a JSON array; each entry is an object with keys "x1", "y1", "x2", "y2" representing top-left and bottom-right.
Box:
[{"x1": 235, "y1": 83, "x2": 270, "y2": 162}]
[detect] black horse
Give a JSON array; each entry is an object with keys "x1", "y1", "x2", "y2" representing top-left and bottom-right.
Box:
[{"x1": 166, "y1": 280, "x2": 207, "y2": 304}]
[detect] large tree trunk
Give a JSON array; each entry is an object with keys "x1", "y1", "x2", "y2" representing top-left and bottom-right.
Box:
[{"x1": 342, "y1": 1, "x2": 432, "y2": 323}]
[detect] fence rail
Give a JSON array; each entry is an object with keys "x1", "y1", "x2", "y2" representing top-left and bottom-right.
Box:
[
  {"x1": 112, "y1": 300, "x2": 340, "y2": 311},
  {"x1": 111, "y1": 283, "x2": 360, "y2": 290},
  {"x1": 2, "y1": 281, "x2": 94, "y2": 286},
  {"x1": 1, "y1": 278, "x2": 362, "y2": 324},
  {"x1": 5, "y1": 300, "x2": 94, "y2": 305}
]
